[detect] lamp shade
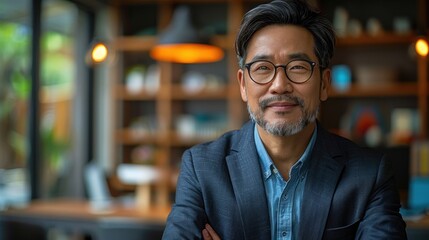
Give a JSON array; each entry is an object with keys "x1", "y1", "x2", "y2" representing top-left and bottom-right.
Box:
[{"x1": 150, "y1": 6, "x2": 224, "y2": 64}]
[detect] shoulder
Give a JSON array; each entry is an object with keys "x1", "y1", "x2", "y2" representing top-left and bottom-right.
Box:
[
  {"x1": 317, "y1": 125, "x2": 385, "y2": 164},
  {"x1": 185, "y1": 121, "x2": 254, "y2": 159},
  {"x1": 185, "y1": 129, "x2": 241, "y2": 161}
]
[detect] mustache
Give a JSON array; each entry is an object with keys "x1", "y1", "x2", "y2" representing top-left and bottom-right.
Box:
[{"x1": 259, "y1": 95, "x2": 304, "y2": 110}]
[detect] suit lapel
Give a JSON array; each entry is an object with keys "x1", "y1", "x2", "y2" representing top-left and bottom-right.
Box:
[
  {"x1": 226, "y1": 122, "x2": 271, "y2": 240},
  {"x1": 299, "y1": 126, "x2": 345, "y2": 240}
]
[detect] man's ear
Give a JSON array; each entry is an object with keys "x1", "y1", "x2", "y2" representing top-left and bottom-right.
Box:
[
  {"x1": 320, "y1": 68, "x2": 331, "y2": 101},
  {"x1": 237, "y1": 69, "x2": 248, "y2": 102}
]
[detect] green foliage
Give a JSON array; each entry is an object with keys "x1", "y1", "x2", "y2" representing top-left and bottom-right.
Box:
[
  {"x1": 0, "y1": 22, "x2": 29, "y2": 64},
  {"x1": 0, "y1": 21, "x2": 73, "y2": 169},
  {"x1": 0, "y1": 22, "x2": 30, "y2": 119},
  {"x1": 0, "y1": 22, "x2": 30, "y2": 168},
  {"x1": 11, "y1": 71, "x2": 30, "y2": 99},
  {"x1": 41, "y1": 31, "x2": 74, "y2": 86},
  {"x1": 41, "y1": 125, "x2": 68, "y2": 169}
]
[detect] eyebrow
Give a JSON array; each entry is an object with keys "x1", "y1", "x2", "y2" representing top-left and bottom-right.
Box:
[
  {"x1": 288, "y1": 53, "x2": 312, "y2": 61},
  {"x1": 248, "y1": 52, "x2": 313, "y2": 62},
  {"x1": 249, "y1": 54, "x2": 271, "y2": 62}
]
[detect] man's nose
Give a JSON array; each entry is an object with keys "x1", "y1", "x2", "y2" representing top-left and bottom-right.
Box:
[{"x1": 270, "y1": 67, "x2": 293, "y2": 94}]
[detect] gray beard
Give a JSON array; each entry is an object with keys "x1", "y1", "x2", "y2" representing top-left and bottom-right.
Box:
[{"x1": 247, "y1": 95, "x2": 318, "y2": 136}]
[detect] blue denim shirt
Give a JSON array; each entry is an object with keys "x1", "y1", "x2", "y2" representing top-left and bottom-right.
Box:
[{"x1": 254, "y1": 125, "x2": 316, "y2": 240}]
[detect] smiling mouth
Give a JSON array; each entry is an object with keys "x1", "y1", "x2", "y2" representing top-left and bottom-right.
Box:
[
  {"x1": 266, "y1": 102, "x2": 298, "y2": 111},
  {"x1": 260, "y1": 95, "x2": 302, "y2": 112}
]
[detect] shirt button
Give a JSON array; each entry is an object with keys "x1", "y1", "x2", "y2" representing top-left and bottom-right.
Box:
[{"x1": 282, "y1": 232, "x2": 287, "y2": 236}]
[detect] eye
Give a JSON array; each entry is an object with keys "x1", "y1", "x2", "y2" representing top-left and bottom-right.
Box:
[
  {"x1": 288, "y1": 61, "x2": 311, "y2": 73},
  {"x1": 251, "y1": 61, "x2": 273, "y2": 72}
]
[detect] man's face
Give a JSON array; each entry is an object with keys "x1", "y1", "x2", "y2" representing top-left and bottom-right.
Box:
[{"x1": 237, "y1": 25, "x2": 330, "y2": 136}]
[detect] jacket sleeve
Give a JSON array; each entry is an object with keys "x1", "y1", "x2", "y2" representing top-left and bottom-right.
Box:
[
  {"x1": 355, "y1": 154, "x2": 407, "y2": 239},
  {"x1": 162, "y1": 149, "x2": 207, "y2": 240}
]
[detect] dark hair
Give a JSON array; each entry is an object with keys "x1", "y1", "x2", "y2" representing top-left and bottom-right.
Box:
[{"x1": 235, "y1": 0, "x2": 336, "y2": 69}]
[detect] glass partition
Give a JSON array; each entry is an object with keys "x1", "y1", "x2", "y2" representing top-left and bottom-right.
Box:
[
  {"x1": 0, "y1": 0, "x2": 92, "y2": 207},
  {"x1": 39, "y1": 0, "x2": 79, "y2": 198}
]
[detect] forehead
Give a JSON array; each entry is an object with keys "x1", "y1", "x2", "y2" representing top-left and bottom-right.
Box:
[{"x1": 246, "y1": 24, "x2": 316, "y2": 61}]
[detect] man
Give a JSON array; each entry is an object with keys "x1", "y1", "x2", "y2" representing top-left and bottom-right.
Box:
[{"x1": 162, "y1": 0, "x2": 407, "y2": 239}]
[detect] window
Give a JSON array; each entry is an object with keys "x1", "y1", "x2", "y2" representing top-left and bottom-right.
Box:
[
  {"x1": 0, "y1": 0, "x2": 94, "y2": 207},
  {"x1": 39, "y1": 0, "x2": 80, "y2": 198}
]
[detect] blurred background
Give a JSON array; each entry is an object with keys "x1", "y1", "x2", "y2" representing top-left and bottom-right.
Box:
[{"x1": 0, "y1": 0, "x2": 428, "y2": 239}]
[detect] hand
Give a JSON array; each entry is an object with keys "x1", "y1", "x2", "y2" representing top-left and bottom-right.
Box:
[{"x1": 202, "y1": 224, "x2": 221, "y2": 240}]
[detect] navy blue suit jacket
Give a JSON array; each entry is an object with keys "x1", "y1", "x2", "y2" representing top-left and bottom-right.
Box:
[{"x1": 162, "y1": 121, "x2": 407, "y2": 239}]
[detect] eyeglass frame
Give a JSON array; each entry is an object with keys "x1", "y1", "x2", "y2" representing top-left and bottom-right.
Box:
[{"x1": 244, "y1": 59, "x2": 322, "y2": 85}]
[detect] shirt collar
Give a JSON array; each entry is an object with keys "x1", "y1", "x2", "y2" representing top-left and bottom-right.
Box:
[{"x1": 254, "y1": 124, "x2": 317, "y2": 180}]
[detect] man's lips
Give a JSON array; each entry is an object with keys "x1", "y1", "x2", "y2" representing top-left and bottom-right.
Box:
[
  {"x1": 259, "y1": 95, "x2": 303, "y2": 111},
  {"x1": 266, "y1": 101, "x2": 298, "y2": 111}
]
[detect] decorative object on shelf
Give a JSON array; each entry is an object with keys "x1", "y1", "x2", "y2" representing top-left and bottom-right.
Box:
[
  {"x1": 354, "y1": 65, "x2": 397, "y2": 87},
  {"x1": 204, "y1": 74, "x2": 224, "y2": 91},
  {"x1": 176, "y1": 115, "x2": 196, "y2": 139},
  {"x1": 389, "y1": 108, "x2": 419, "y2": 145},
  {"x1": 340, "y1": 104, "x2": 385, "y2": 147},
  {"x1": 194, "y1": 113, "x2": 227, "y2": 139},
  {"x1": 144, "y1": 64, "x2": 160, "y2": 94},
  {"x1": 182, "y1": 71, "x2": 206, "y2": 93},
  {"x1": 125, "y1": 66, "x2": 145, "y2": 94},
  {"x1": 333, "y1": 7, "x2": 349, "y2": 37},
  {"x1": 364, "y1": 125, "x2": 383, "y2": 148},
  {"x1": 129, "y1": 115, "x2": 158, "y2": 139},
  {"x1": 331, "y1": 64, "x2": 351, "y2": 92},
  {"x1": 366, "y1": 18, "x2": 384, "y2": 36},
  {"x1": 347, "y1": 19, "x2": 363, "y2": 37},
  {"x1": 393, "y1": 17, "x2": 411, "y2": 35},
  {"x1": 354, "y1": 108, "x2": 382, "y2": 146},
  {"x1": 150, "y1": 6, "x2": 224, "y2": 64},
  {"x1": 131, "y1": 145, "x2": 156, "y2": 165},
  {"x1": 176, "y1": 114, "x2": 227, "y2": 140},
  {"x1": 181, "y1": 71, "x2": 224, "y2": 93}
]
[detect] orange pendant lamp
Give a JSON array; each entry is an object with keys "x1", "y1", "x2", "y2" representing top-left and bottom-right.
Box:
[{"x1": 150, "y1": 6, "x2": 224, "y2": 64}]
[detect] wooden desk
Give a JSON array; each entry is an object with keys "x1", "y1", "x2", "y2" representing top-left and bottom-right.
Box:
[
  {"x1": 406, "y1": 214, "x2": 429, "y2": 240},
  {"x1": 0, "y1": 199, "x2": 171, "y2": 240},
  {"x1": 407, "y1": 214, "x2": 429, "y2": 228}
]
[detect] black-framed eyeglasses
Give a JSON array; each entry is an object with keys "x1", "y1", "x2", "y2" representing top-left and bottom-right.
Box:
[{"x1": 244, "y1": 59, "x2": 318, "y2": 85}]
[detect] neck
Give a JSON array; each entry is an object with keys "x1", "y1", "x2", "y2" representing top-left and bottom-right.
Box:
[{"x1": 257, "y1": 121, "x2": 316, "y2": 165}]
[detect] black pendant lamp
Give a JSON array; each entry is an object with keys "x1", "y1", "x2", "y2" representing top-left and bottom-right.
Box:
[{"x1": 150, "y1": 6, "x2": 224, "y2": 64}]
